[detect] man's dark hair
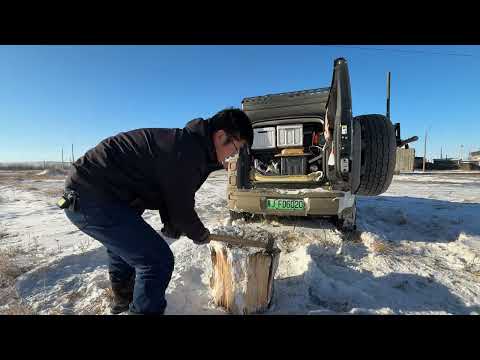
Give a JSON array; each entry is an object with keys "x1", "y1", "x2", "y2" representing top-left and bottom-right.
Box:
[{"x1": 209, "y1": 108, "x2": 253, "y2": 148}]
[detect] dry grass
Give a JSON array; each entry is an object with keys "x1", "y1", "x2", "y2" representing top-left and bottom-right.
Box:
[
  {"x1": 41, "y1": 188, "x2": 62, "y2": 198},
  {"x1": 104, "y1": 287, "x2": 114, "y2": 302},
  {"x1": 280, "y1": 232, "x2": 306, "y2": 252},
  {"x1": 77, "y1": 237, "x2": 94, "y2": 253},
  {"x1": 84, "y1": 294, "x2": 109, "y2": 315},
  {"x1": 0, "y1": 230, "x2": 9, "y2": 240},
  {"x1": 0, "y1": 171, "x2": 36, "y2": 185},
  {"x1": 0, "y1": 286, "x2": 17, "y2": 304},
  {"x1": 342, "y1": 229, "x2": 363, "y2": 243},
  {"x1": 14, "y1": 183, "x2": 63, "y2": 199},
  {"x1": 0, "y1": 170, "x2": 64, "y2": 204},
  {"x1": 463, "y1": 255, "x2": 480, "y2": 279},
  {"x1": 0, "y1": 303, "x2": 35, "y2": 315},
  {"x1": 25, "y1": 186, "x2": 40, "y2": 191},
  {"x1": 371, "y1": 240, "x2": 395, "y2": 255},
  {"x1": 278, "y1": 227, "x2": 339, "y2": 254},
  {"x1": 0, "y1": 247, "x2": 37, "y2": 315},
  {"x1": 45, "y1": 308, "x2": 64, "y2": 315},
  {"x1": 358, "y1": 232, "x2": 397, "y2": 256},
  {"x1": 16, "y1": 182, "x2": 62, "y2": 193},
  {"x1": 0, "y1": 253, "x2": 25, "y2": 286},
  {"x1": 2, "y1": 245, "x2": 28, "y2": 258},
  {"x1": 66, "y1": 291, "x2": 83, "y2": 304},
  {"x1": 0, "y1": 170, "x2": 65, "y2": 187},
  {"x1": 0, "y1": 246, "x2": 29, "y2": 280}
]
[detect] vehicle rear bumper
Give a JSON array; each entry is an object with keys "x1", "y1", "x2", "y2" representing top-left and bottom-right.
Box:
[{"x1": 227, "y1": 188, "x2": 355, "y2": 217}]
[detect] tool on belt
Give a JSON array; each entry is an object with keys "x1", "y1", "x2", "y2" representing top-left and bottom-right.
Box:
[
  {"x1": 208, "y1": 233, "x2": 276, "y2": 254},
  {"x1": 56, "y1": 190, "x2": 79, "y2": 210}
]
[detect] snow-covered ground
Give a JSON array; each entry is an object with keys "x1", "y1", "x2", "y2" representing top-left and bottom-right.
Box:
[{"x1": 1, "y1": 170, "x2": 479, "y2": 315}]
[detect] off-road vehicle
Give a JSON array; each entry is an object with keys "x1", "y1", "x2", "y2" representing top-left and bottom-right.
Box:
[{"x1": 227, "y1": 58, "x2": 415, "y2": 230}]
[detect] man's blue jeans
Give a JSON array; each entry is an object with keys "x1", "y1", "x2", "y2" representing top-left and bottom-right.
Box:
[{"x1": 64, "y1": 193, "x2": 174, "y2": 314}]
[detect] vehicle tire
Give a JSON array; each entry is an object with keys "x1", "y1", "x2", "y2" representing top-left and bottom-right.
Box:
[{"x1": 354, "y1": 114, "x2": 396, "y2": 196}]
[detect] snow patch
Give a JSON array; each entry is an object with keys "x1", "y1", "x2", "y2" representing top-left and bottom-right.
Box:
[{"x1": 2, "y1": 170, "x2": 480, "y2": 315}]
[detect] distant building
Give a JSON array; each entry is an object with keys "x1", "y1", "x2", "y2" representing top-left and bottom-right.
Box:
[
  {"x1": 413, "y1": 156, "x2": 436, "y2": 170},
  {"x1": 414, "y1": 157, "x2": 424, "y2": 169},
  {"x1": 469, "y1": 150, "x2": 480, "y2": 162},
  {"x1": 430, "y1": 157, "x2": 480, "y2": 171},
  {"x1": 459, "y1": 161, "x2": 480, "y2": 170},
  {"x1": 411, "y1": 153, "x2": 480, "y2": 171},
  {"x1": 432, "y1": 158, "x2": 460, "y2": 170},
  {"x1": 395, "y1": 148, "x2": 415, "y2": 173}
]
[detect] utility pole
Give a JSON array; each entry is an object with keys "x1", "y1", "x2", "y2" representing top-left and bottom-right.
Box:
[
  {"x1": 423, "y1": 129, "x2": 427, "y2": 172},
  {"x1": 61, "y1": 147, "x2": 64, "y2": 169},
  {"x1": 440, "y1": 146, "x2": 442, "y2": 159},
  {"x1": 71, "y1": 144, "x2": 74, "y2": 164}
]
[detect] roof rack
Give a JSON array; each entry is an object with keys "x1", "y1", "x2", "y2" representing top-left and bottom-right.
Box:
[{"x1": 242, "y1": 87, "x2": 330, "y2": 104}]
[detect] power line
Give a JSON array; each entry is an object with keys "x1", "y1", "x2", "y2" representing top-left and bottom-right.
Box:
[{"x1": 328, "y1": 45, "x2": 476, "y2": 58}]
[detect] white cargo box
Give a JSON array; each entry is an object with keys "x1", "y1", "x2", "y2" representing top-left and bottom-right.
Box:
[
  {"x1": 277, "y1": 124, "x2": 303, "y2": 148},
  {"x1": 252, "y1": 127, "x2": 276, "y2": 150}
]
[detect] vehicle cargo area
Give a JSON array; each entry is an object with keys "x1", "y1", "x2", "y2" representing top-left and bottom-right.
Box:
[{"x1": 250, "y1": 118, "x2": 329, "y2": 188}]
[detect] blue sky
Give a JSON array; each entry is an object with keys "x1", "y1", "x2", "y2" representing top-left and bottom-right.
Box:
[{"x1": 0, "y1": 45, "x2": 479, "y2": 162}]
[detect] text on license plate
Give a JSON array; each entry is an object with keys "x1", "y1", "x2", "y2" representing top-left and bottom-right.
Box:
[{"x1": 266, "y1": 198, "x2": 305, "y2": 211}]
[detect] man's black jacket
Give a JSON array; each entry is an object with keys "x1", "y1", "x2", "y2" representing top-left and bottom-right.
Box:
[{"x1": 65, "y1": 118, "x2": 223, "y2": 243}]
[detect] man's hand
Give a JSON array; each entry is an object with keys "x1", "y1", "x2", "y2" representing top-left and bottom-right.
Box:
[
  {"x1": 161, "y1": 223, "x2": 183, "y2": 240},
  {"x1": 193, "y1": 229, "x2": 210, "y2": 245}
]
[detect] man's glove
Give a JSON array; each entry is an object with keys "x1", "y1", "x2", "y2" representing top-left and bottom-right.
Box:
[
  {"x1": 161, "y1": 223, "x2": 183, "y2": 240},
  {"x1": 193, "y1": 229, "x2": 210, "y2": 245}
]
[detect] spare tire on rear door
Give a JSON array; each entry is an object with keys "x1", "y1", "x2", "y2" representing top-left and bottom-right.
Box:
[{"x1": 354, "y1": 114, "x2": 396, "y2": 196}]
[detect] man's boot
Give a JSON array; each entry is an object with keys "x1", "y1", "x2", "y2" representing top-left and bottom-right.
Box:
[{"x1": 110, "y1": 276, "x2": 135, "y2": 315}]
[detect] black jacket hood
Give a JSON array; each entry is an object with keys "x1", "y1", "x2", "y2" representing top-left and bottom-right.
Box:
[{"x1": 184, "y1": 117, "x2": 223, "y2": 171}]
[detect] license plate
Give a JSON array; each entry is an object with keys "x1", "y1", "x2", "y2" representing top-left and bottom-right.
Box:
[{"x1": 266, "y1": 198, "x2": 305, "y2": 211}]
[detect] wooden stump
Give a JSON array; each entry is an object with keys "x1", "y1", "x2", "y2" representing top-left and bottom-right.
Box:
[{"x1": 209, "y1": 237, "x2": 280, "y2": 315}]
